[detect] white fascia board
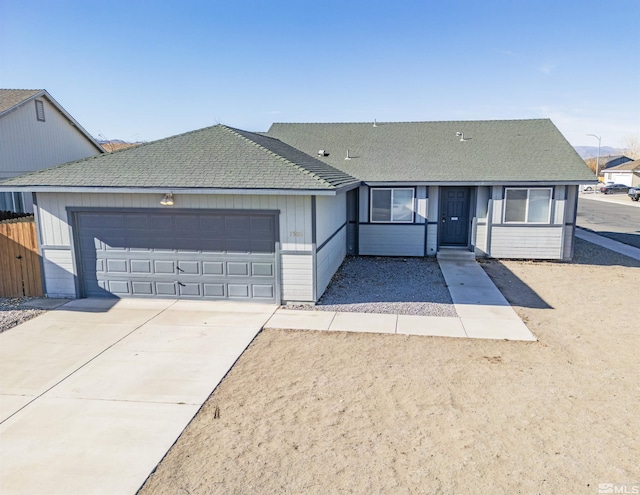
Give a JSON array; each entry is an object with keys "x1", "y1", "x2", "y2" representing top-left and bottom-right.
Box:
[
  {"x1": 362, "y1": 180, "x2": 591, "y2": 187},
  {"x1": 0, "y1": 185, "x2": 340, "y2": 196}
]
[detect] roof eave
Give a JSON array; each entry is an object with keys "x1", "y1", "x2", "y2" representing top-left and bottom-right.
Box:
[{"x1": 0, "y1": 185, "x2": 360, "y2": 196}]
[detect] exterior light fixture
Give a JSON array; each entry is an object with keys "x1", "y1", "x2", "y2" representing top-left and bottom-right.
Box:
[{"x1": 160, "y1": 193, "x2": 174, "y2": 206}]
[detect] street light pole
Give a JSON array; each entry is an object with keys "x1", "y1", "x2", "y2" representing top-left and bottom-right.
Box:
[{"x1": 587, "y1": 134, "x2": 601, "y2": 191}]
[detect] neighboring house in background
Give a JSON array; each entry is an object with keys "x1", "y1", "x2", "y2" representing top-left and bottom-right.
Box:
[
  {"x1": 603, "y1": 159, "x2": 640, "y2": 187},
  {"x1": 594, "y1": 154, "x2": 634, "y2": 171},
  {"x1": 0, "y1": 89, "x2": 104, "y2": 213},
  {"x1": 0, "y1": 119, "x2": 593, "y2": 304}
]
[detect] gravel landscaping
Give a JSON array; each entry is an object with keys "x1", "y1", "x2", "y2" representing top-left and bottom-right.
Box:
[
  {"x1": 0, "y1": 298, "x2": 46, "y2": 334},
  {"x1": 289, "y1": 256, "x2": 457, "y2": 317}
]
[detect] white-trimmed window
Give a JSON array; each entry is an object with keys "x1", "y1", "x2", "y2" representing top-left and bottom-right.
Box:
[
  {"x1": 370, "y1": 188, "x2": 414, "y2": 223},
  {"x1": 504, "y1": 188, "x2": 552, "y2": 223}
]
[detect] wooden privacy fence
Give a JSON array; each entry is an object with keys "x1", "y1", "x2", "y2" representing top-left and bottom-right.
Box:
[{"x1": 0, "y1": 216, "x2": 43, "y2": 297}]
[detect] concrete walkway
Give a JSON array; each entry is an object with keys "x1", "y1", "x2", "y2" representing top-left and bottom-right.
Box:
[
  {"x1": 576, "y1": 227, "x2": 640, "y2": 261},
  {"x1": 0, "y1": 299, "x2": 277, "y2": 495},
  {"x1": 266, "y1": 258, "x2": 536, "y2": 342}
]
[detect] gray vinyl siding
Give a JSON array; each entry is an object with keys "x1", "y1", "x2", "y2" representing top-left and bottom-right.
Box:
[
  {"x1": 315, "y1": 193, "x2": 346, "y2": 246},
  {"x1": 41, "y1": 248, "x2": 76, "y2": 298},
  {"x1": 316, "y1": 226, "x2": 346, "y2": 299},
  {"x1": 35, "y1": 192, "x2": 314, "y2": 301},
  {"x1": 0, "y1": 98, "x2": 100, "y2": 179},
  {"x1": 425, "y1": 223, "x2": 438, "y2": 256},
  {"x1": 489, "y1": 226, "x2": 563, "y2": 259},
  {"x1": 472, "y1": 186, "x2": 490, "y2": 255},
  {"x1": 315, "y1": 192, "x2": 348, "y2": 299},
  {"x1": 359, "y1": 224, "x2": 425, "y2": 256},
  {"x1": 281, "y1": 254, "x2": 314, "y2": 302},
  {"x1": 473, "y1": 219, "x2": 488, "y2": 255}
]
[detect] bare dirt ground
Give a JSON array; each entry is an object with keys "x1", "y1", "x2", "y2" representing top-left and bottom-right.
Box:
[{"x1": 140, "y1": 239, "x2": 639, "y2": 495}]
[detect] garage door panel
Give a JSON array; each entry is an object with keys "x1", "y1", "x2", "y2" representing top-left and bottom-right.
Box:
[
  {"x1": 131, "y1": 281, "x2": 153, "y2": 295},
  {"x1": 154, "y1": 260, "x2": 175, "y2": 274},
  {"x1": 225, "y1": 216, "x2": 250, "y2": 231},
  {"x1": 228, "y1": 284, "x2": 250, "y2": 298},
  {"x1": 76, "y1": 211, "x2": 277, "y2": 302},
  {"x1": 179, "y1": 283, "x2": 201, "y2": 296},
  {"x1": 176, "y1": 215, "x2": 199, "y2": 231},
  {"x1": 125, "y1": 215, "x2": 148, "y2": 230},
  {"x1": 253, "y1": 285, "x2": 274, "y2": 298},
  {"x1": 130, "y1": 260, "x2": 152, "y2": 274},
  {"x1": 108, "y1": 280, "x2": 131, "y2": 295},
  {"x1": 227, "y1": 262, "x2": 249, "y2": 276},
  {"x1": 204, "y1": 284, "x2": 225, "y2": 297},
  {"x1": 106, "y1": 259, "x2": 128, "y2": 273},
  {"x1": 177, "y1": 261, "x2": 200, "y2": 275},
  {"x1": 102, "y1": 214, "x2": 126, "y2": 229},
  {"x1": 203, "y1": 262, "x2": 224, "y2": 275},
  {"x1": 199, "y1": 217, "x2": 224, "y2": 233},
  {"x1": 252, "y1": 263, "x2": 274, "y2": 277},
  {"x1": 156, "y1": 283, "x2": 177, "y2": 296},
  {"x1": 226, "y1": 239, "x2": 251, "y2": 253},
  {"x1": 250, "y1": 216, "x2": 275, "y2": 233},
  {"x1": 77, "y1": 214, "x2": 102, "y2": 229}
]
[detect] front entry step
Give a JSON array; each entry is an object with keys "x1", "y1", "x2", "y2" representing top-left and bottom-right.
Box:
[{"x1": 436, "y1": 248, "x2": 476, "y2": 262}]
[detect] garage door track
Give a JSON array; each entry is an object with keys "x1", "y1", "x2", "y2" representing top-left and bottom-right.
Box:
[{"x1": 0, "y1": 298, "x2": 276, "y2": 495}]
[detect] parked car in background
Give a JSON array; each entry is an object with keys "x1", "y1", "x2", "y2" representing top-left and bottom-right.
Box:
[
  {"x1": 628, "y1": 187, "x2": 640, "y2": 201},
  {"x1": 581, "y1": 184, "x2": 597, "y2": 192},
  {"x1": 600, "y1": 183, "x2": 630, "y2": 194}
]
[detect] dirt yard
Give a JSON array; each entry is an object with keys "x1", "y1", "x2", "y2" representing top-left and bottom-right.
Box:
[{"x1": 139, "y1": 239, "x2": 639, "y2": 495}]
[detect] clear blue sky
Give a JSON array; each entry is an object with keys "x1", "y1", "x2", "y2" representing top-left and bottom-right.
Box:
[{"x1": 1, "y1": 0, "x2": 639, "y2": 148}]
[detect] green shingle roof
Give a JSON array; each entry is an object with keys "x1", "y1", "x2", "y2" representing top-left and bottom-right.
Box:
[
  {"x1": 0, "y1": 125, "x2": 359, "y2": 191},
  {"x1": 266, "y1": 119, "x2": 595, "y2": 183}
]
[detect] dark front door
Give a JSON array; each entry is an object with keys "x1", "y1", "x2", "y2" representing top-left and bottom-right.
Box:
[{"x1": 440, "y1": 187, "x2": 471, "y2": 246}]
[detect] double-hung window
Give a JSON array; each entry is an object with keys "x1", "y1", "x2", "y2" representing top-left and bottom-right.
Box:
[
  {"x1": 370, "y1": 188, "x2": 414, "y2": 223},
  {"x1": 504, "y1": 188, "x2": 552, "y2": 223}
]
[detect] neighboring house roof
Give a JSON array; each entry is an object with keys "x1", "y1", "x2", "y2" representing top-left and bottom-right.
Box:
[
  {"x1": 0, "y1": 89, "x2": 42, "y2": 113},
  {"x1": 266, "y1": 119, "x2": 594, "y2": 183},
  {"x1": 0, "y1": 125, "x2": 359, "y2": 192},
  {"x1": 0, "y1": 89, "x2": 104, "y2": 153},
  {"x1": 603, "y1": 159, "x2": 640, "y2": 172}
]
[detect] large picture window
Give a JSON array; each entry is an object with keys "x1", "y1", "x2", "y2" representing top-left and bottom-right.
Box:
[
  {"x1": 370, "y1": 188, "x2": 414, "y2": 223},
  {"x1": 504, "y1": 188, "x2": 552, "y2": 223}
]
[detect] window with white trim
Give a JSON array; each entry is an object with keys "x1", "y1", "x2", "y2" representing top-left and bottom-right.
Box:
[
  {"x1": 504, "y1": 188, "x2": 552, "y2": 223},
  {"x1": 370, "y1": 188, "x2": 414, "y2": 223}
]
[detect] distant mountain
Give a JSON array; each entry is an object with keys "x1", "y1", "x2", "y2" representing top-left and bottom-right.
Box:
[{"x1": 573, "y1": 145, "x2": 629, "y2": 159}]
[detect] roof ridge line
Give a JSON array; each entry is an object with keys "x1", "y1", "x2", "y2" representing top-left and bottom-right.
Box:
[{"x1": 220, "y1": 125, "x2": 335, "y2": 188}]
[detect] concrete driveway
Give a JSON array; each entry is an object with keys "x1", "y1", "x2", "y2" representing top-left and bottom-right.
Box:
[{"x1": 0, "y1": 298, "x2": 276, "y2": 495}]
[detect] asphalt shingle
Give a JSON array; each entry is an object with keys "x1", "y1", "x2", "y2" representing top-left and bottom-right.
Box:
[
  {"x1": 0, "y1": 89, "x2": 42, "y2": 115},
  {"x1": 0, "y1": 125, "x2": 359, "y2": 191},
  {"x1": 266, "y1": 119, "x2": 595, "y2": 183}
]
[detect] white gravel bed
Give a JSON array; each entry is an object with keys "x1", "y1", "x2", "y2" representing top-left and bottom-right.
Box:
[
  {"x1": 0, "y1": 298, "x2": 46, "y2": 334},
  {"x1": 288, "y1": 256, "x2": 457, "y2": 317}
]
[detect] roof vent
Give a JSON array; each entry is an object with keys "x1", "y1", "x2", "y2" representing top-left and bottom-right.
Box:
[
  {"x1": 373, "y1": 119, "x2": 377, "y2": 127},
  {"x1": 456, "y1": 132, "x2": 468, "y2": 142},
  {"x1": 318, "y1": 150, "x2": 329, "y2": 156},
  {"x1": 345, "y1": 149, "x2": 351, "y2": 160}
]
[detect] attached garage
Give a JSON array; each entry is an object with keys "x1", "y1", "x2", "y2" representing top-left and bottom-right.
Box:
[
  {"x1": 74, "y1": 209, "x2": 279, "y2": 302},
  {"x1": 0, "y1": 124, "x2": 358, "y2": 304}
]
